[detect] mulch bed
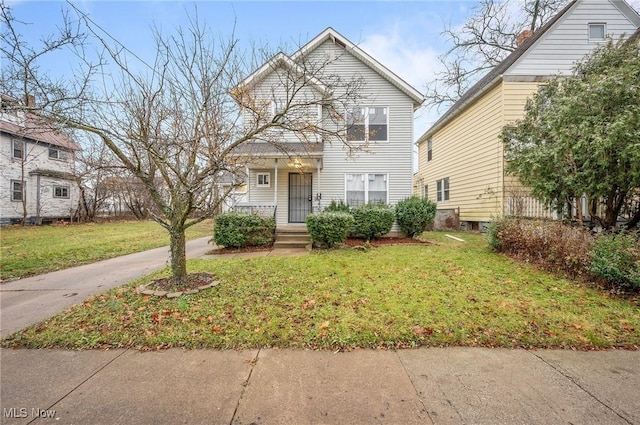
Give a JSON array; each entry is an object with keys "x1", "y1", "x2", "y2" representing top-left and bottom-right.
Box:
[
  {"x1": 145, "y1": 272, "x2": 217, "y2": 293},
  {"x1": 210, "y1": 245, "x2": 274, "y2": 255},
  {"x1": 210, "y1": 238, "x2": 429, "y2": 255},
  {"x1": 342, "y1": 237, "x2": 430, "y2": 248}
]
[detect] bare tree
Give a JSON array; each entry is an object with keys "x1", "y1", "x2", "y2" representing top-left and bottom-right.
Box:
[
  {"x1": 425, "y1": 0, "x2": 567, "y2": 110},
  {"x1": 2, "y1": 5, "x2": 364, "y2": 285}
]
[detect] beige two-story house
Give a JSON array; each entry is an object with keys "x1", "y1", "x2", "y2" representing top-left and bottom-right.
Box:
[{"x1": 415, "y1": 0, "x2": 640, "y2": 230}]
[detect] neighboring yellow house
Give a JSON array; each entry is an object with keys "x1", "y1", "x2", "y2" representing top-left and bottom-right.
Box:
[{"x1": 415, "y1": 0, "x2": 640, "y2": 231}]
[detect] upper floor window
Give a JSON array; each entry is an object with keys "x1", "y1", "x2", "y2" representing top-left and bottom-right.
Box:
[
  {"x1": 436, "y1": 177, "x2": 449, "y2": 202},
  {"x1": 11, "y1": 180, "x2": 24, "y2": 201},
  {"x1": 346, "y1": 106, "x2": 388, "y2": 142},
  {"x1": 270, "y1": 99, "x2": 286, "y2": 120},
  {"x1": 257, "y1": 172, "x2": 270, "y2": 187},
  {"x1": 588, "y1": 23, "x2": 606, "y2": 41},
  {"x1": 11, "y1": 139, "x2": 23, "y2": 159},
  {"x1": 345, "y1": 173, "x2": 388, "y2": 207},
  {"x1": 427, "y1": 139, "x2": 433, "y2": 162},
  {"x1": 49, "y1": 147, "x2": 68, "y2": 161},
  {"x1": 53, "y1": 185, "x2": 70, "y2": 199}
]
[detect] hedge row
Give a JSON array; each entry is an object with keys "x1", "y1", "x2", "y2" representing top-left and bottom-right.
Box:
[{"x1": 308, "y1": 197, "x2": 437, "y2": 248}]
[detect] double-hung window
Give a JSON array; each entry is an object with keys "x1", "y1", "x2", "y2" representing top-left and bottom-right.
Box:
[
  {"x1": 436, "y1": 178, "x2": 449, "y2": 202},
  {"x1": 11, "y1": 180, "x2": 24, "y2": 201},
  {"x1": 12, "y1": 139, "x2": 23, "y2": 159},
  {"x1": 427, "y1": 140, "x2": 433, "y2": 162},
  {"x1": 346, "y1": 106, "x2": 388, "y2": 142},
  {"x1": 345, "y1": 173, "x2": 388, "y2": 207}
]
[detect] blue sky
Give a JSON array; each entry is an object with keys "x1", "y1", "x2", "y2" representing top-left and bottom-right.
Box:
[
  {"x1": 9, "y1": 0, "x2": 640, "y2": 135},
  {"x1": 7, "y1": 0, "x2": 477, "y2": 135}
]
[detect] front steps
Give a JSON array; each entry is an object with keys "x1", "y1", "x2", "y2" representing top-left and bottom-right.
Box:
[{"x1": 274, "y1": 226, "x2": 311, "y2": 250}]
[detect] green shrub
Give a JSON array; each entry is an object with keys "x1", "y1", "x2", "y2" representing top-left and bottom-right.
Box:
[
  {"x1": 214, "y1": 212, "x2": 275, "y2": 248},
  {"x1": 395, "y1": 196, "x2": 437, "y2": 237},
  {"x1": 324, "y1": 200, "x2": 351, "y2": 213},
  {"x1": 350, "y1": 203, "x2": 395, "y2": 240},
  {"x1": 590, "y1": 231, "x2": 640, "y2": 289},
  {"x1": 486, "y1": 220, "x2": 504, "y2": 252},
  {"x1": 306, "y1": 212, "x2": 354, "y2": 248}
]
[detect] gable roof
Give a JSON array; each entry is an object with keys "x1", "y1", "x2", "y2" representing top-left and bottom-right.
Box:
[
  {"x1": 236, "y1": 27, "x2": 424, "y2": 109},
  {"x1": 417, "y1": 0, "x2": 640, "y2": 144},
  {"x1": 292, "y1": 27, "x2": 424, "y2": 108},
  {"x1": 0, "y1": 113, "x2": 80, "y2": 151},
  {"x1": 236, "y1": 52, "x2": 328, "y2": 96}
]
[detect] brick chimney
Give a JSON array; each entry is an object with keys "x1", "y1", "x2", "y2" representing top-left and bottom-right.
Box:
[
  {"x1": 26, "y1": 94, "x2": 36, "y2": 107},
  {"x1": 516, "y1": 29, "x2": 534, "y2": 47}
]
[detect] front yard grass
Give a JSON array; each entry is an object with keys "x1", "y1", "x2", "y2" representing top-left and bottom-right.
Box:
[
  {"x1": 0, "y1": 220, "x2": 213, "y2": 281},
  {"x1": 3, "y1": 232, "x2": 639, "y2": 350}
]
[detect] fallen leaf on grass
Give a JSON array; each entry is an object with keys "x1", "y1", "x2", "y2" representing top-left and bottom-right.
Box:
[{"x1": 411, "y1": 326, "x2": 434, "y2": 337}]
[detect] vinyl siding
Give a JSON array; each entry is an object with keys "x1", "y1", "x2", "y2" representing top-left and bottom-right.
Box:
[
  {"x1": 416, "y1": 83, "x2": 504, "y2": 223},
  {"x1": 309, "y1": 41, "x2": 414, "y2": 211},
  {"x1": 247, "y1": 166, "x2": 319, "y2": 224},
  {"x1": 502, "y1": 81, "x2": 546, "y2": 206},
  {"x1": 243, "y1": 38, "x2": 417, "y2": 227},
  {"x1": 508, "y1": 0, "x2": 639, "y2": 76}
]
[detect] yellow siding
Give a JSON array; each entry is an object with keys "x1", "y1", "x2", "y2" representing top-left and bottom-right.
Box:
[
  {"x1": 417, "y1": 83, "x2": 504, "y2": 223},
  {"x1": 502, "y1": 81, "x2": 544, "y2": 123},
  {"x1": 415, "y1": 80, "x2": 553, "y2": 223}
]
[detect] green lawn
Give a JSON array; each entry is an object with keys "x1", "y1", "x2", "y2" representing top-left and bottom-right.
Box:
[
  {"x1": 0, "y1": 220, "x2": 213, "y2": 280},
  {"x1": 3, "y1": 232, "x2": 639, "y2": 350}
]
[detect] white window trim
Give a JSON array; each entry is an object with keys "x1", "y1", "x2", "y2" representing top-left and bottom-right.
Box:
[
  {"x1": 588, "y1": 23, "x2": 606, "y2": 42},
  {"x1": 346, "y1": 106, "x2": 389, "y2": 143},
  {"x1": 256, "y1": 172, "x2": 271, "y2": 188},
  {"x1": 423, "y1": 184, "x2": 429, "y2": 200},
  {"x1": 344, "y1": 173, "x2": 389, "y2": 206},
  {"x1": 427, "y1": 139, "x2": 433, "y2": 162},
  {"x1": 436, "y1": 177, "x2": 450, "y2": 203},
  {"x1": 53, "y1": 185, "x2": 70, "y2": 199}
]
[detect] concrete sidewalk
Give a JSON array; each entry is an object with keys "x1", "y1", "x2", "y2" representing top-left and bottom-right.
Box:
[
  {"x1": 1, "y1": 347, "x2": 638, "y2": 424},
  {"x1": 2, "y1": 242, "x2": 639, "y2": 424},
  {"x1": 0, "y1": 238, "x2": 308, "y2": 338}
]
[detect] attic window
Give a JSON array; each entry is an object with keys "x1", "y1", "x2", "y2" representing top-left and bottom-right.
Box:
[
  {"x1": 331, "y1": 35, "x2": 346, "y2": 49},
  {"x1": 588, "y1": 23, "x2": 606, "y2": 41}
]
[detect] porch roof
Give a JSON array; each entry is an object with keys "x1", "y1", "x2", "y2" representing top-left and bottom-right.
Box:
[{"x1": 232, "y1": 141, "x2": 323, "y2": 159}]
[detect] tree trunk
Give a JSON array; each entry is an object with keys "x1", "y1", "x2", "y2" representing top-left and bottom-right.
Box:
[{"x1": 169, "y1": 225, "x2": 187, "y2": 284}]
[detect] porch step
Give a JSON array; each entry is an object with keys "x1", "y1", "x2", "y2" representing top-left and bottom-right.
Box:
[{"x1": 274, "y1": 227, "x2": 311, "y2": 250}]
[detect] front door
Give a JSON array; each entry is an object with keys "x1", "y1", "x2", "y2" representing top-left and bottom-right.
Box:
[{"x1": 288, "y1": 173, "x2": 312, "y2": 223}]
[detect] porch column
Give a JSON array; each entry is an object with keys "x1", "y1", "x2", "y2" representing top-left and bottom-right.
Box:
[
  {"x1": 316, "y1": 159, "x2": 321, "y2": 212},
  {"x1": 274, "y1": 158, "x2": 278, "y2": 205}
]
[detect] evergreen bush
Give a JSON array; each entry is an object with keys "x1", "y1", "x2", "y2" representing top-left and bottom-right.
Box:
[
  {"x1": 395, "y1": 196, "x2": 437, "y2": 237},
  {"x1": 214, "y1": 212, "x2": 275, "y2": 248}
]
